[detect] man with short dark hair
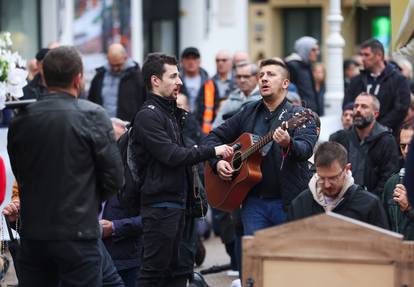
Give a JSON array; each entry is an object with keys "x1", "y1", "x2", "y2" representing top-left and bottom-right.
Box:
[
  {"x1": 203, "y1": 58, "x2": 317, "y2": 236},
  {"x1": 89, "y1": 43, "x2": 146, "y2": 122},
  {"x1": 7, "y1": 46, "x2": 124, "y2": 286},
  {"x1": 341, "y1": 103, "x2": 354, "y2": 130},
  {"x1": 344, "y1": 38, "x2": 411, "y2": 134},
  {"x1": 330, "y1": 92, "x2": 399, "y2": 198},
  {"x1": 132, "y1": 53, "x2": 233, "y2": 287},
  {"x1": 288, "y1": 141, "x2": 388, "y2": 229}
]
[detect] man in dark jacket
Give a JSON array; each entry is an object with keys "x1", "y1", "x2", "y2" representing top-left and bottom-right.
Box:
[
  {"x1": 343, "y1": 38, "x2": 410, "y2": 134},
  {"x1": 330, "y1": 92, "x2": 399, "y2": 198},
  {"x1": 383, "y1": 121, "x2": 414, "y2": 239},
  {"x1": 88, "y1": 43, "x2": 146, "y2": 122},
  {"x1": 21, "y1": 48, "x2": 49, "y2": 100},
  {"x1": 285, "y1": 36, "x2": 322, "y2": 115},
  {"x1": 288, "y1": 141, "x2": 389, "y2": 229},
  {"x1": 7, "y1": 46, "x2": 124, "y2": 286},
  {"x1": 132, "y1": 53, "x2": 233, "y2": 287},
  {"x1": 202, "y1": 58, "x2": 318, "y2": 236}
]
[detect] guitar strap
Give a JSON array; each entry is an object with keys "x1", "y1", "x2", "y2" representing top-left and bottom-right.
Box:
[{"x1": 261, "y1": 100, "x2": 293, "y2": 156}]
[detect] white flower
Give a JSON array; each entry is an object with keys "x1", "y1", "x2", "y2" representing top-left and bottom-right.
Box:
[{"x1": 0, "y1": 32, "x2": 27, "y2": 108}]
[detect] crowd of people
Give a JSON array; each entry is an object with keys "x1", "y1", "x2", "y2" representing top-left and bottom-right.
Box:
[{"x1": 1, "y1": 35, "x2": 414, "y2": 287}]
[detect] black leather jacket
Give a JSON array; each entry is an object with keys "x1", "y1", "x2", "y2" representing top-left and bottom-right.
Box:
[{"x1": 7, "y1": 93, "x2": 124, "y2": 240}]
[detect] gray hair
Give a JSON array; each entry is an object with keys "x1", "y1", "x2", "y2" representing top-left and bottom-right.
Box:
[{"x1": 235, "y1": 61, "x2": 258, "y2": 75}]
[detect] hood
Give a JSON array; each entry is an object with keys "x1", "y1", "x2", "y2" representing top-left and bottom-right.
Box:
[
  {"x1": 360, "y1": 62, "x2": 397, "y2": 85},
  {"x1": 308, "y1": 170, "x2": 354, "y2": 212},
  {"x1": 285, "y1": 53, "x2": 303, "y2": 63},
  {"x1": 294, "y1": 36, "x2": 318, "y2": 64},
  {"x1": 363, "y1": 121, "x2": 392, "y2": 143}
]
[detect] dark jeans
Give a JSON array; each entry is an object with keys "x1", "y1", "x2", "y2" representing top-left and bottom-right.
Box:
[
  {"x1": 18, "y1": 239, "x2": 102, "y2": 287},
  {"x1": 99, "y1": 239, "x2": 125, "y2": 287},
  {"x1": 241, "y1": 196, "x2": 287, "y2": 235},
  {"x1": 139, "y1": 207, "x2": 185, "y2": 287},
  {"x1": 118, "y1": 267, "x2": 139, "y2": 287}
]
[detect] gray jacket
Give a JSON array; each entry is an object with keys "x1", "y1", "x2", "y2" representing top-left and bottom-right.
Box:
[{"x1": 212, "y1": 86, "x2": 261, "y2": 128}]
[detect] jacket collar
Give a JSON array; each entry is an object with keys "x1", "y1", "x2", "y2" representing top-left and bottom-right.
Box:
[{"x1": 148, "y1": 92, "x2": 179, "y2": 115}]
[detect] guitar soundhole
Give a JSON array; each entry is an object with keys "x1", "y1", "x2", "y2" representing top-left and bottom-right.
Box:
[{"x1": 232, "y1": 151, "x2": 243, "y2": 171}]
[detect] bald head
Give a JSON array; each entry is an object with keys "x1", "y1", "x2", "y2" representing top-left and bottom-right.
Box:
[
  {"x1": 216, "y1": 50, "x2": 232, "y2": 77},
  {"x1": 108, "y1": 43, "x2": 127, "y2": 74},
  {"x1": 233, "y1": 51, "x2": 249, "y2": 65}
]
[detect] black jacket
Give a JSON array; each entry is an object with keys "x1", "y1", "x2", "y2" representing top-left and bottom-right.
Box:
[
  {"x1": 7, "y1": 93, "x2": 124, "y2": 240},
  {"x1": 202, "y1": 99, "x2": 317, "y2": 208},
  {"x1": 22, "y1": 74, "x2": 48, "y2": 100},
  {"x1": 288, "y1": 185, "x2": 389, "y2": 229},
  {"x1": 88, "y1": 62, "x2": 147, "y2": 122},
  {"x1": 132, "y1": 93, "x2": 216, "y2": 207},
  {"x1": 344, "y1": 62, "x2": 410, "y2": 133},
  {"x1": 286, "y1": 58, "x2": 322, "y2": 115},
  {"x1": 329, "y1": 122, "x2": 399, "y2": 198}
]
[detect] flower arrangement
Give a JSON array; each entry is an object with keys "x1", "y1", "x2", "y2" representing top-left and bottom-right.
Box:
[{"x1": 0, "y1": 32, "x2": 28, "y2": 109}]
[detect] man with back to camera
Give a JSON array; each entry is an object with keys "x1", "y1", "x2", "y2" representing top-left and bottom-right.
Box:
[
  {"x1": 7, "y1": 46, "x2": 124, "y2": 286},
  {"x1": 132, "y1": 53, "x2": 233, "y2": 287},
  {"x1": 288, "y1": 141, "x2": 388, "y2": 229}
]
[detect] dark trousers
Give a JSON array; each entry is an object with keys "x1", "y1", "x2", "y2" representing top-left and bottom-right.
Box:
[
  {"x1": 139, "y1": 207, "x2": 185, "y2": 287},
  {"x1": 18, "y1": 239, "x2": 102, "y2": 287},
  {"x1": 99, "y1": 239, "x2": 125, "y2": 287},
  {"x1": 118, "y1": 267, "x2": 139, "y2": 287}
]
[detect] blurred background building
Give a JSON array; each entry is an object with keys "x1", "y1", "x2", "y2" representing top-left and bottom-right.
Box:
[{"x1": 0, "y1": 0, "x2": 391, "y2": 76}]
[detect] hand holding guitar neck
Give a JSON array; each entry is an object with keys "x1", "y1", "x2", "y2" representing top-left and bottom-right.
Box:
[{"x1": 272, "y1": 127, "x2": 290, "y2": 148}]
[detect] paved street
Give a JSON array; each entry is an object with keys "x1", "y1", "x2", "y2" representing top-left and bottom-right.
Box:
[
  {"x1": 1, "y1": 236, "x2": 237, "y2": 287},
  {"x1": 196, "y1": 236, "x2": 238, "y2": 287}
]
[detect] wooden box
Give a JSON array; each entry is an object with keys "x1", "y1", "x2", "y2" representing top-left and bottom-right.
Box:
[{"x1": 243, "y1": 212, "x2": 414, "y2": 287}]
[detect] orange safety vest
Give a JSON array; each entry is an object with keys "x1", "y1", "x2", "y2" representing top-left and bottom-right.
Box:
[{"x1": 202, "y1": 80, "x2": 216, "y2": 134}]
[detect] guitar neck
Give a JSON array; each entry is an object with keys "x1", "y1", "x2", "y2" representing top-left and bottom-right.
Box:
[{"x1": 243, "y1": 122, "x2": 287, "y2": 159}]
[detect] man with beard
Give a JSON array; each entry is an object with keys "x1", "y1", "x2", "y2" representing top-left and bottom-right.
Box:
[
  {"x1": 288, "y1": 141, "x2": 388, "y2": 229},
  {"x1": 330, "y1": 92, "x2": 399, "y2": 198}
]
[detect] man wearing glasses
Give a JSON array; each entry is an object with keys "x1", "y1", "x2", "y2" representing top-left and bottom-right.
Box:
[{"x1": 288, "y1": 141, "x2": 388, "y2": 229}]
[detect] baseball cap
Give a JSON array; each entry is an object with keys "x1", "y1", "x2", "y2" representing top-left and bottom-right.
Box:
[{"x1": 181, "y1": 47, "x2": 200, "y2": 59}]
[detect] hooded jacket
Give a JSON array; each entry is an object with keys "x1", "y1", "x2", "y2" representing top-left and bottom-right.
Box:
[
  {"x1": 344, "y1": 62, "x2": 410, "y2": 134},
  {"x1": 288, "y1": 172, "x2": 389, "y2": 229},
  {"x1": 88, "y1": 60, "x2": 147, "y2": 122},
  {"x1": 285, "y1": 37, "x2": 322, "y2": 115},
  {"x1": 329, "y1": 122, "x2": 399, "y2": 198}
]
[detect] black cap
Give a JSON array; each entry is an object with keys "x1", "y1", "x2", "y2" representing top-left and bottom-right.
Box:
[
  {"x1": 181, "y1": 47, "x2": 200, "y2": 59},
  {"x1": 35, "y1": 48, "x2": 50, "y2": 61}
]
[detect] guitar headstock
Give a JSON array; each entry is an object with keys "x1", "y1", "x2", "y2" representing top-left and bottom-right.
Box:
[{"x1": 284, "y1": 109, "x2": 314, "y2": 129}]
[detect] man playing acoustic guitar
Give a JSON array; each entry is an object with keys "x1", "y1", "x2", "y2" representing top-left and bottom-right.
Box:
[{"x1": 203, "y1": 58, "x2": 318, "y2": 236}]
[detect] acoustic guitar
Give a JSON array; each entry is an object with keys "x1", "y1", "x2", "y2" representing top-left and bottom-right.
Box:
[{"x1": 204, "y1": 109, "x2": 313, "y2": 212}]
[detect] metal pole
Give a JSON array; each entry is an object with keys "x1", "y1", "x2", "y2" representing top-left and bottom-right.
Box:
[{"x1": 325, "y1": 0, "x2": 345, "y2": 116}]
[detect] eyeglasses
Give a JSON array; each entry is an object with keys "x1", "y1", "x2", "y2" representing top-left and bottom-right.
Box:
[
  {"x1": 317, "y1": 169, "x2": 344, "y2": 185},
  {"x1": 216, "y1": 58, "x2": 229, "y2": 63}
]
